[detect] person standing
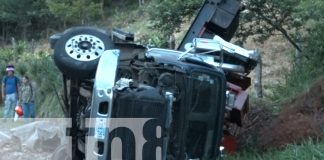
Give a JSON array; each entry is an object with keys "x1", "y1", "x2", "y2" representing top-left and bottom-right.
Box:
[
  {"x1": 1, "y1": 64, "x2": 20, "y2": 119},
  {"x1": 19, "y1": 75, "x2": 35, "y2": 120}
]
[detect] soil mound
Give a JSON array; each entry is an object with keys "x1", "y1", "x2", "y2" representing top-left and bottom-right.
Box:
[
  {"x1": 234, "y1": 102, "x2": 275, "y2": 149},
  {"x1": 259, "y1": 77, "x2": 324, "y2": 150}
]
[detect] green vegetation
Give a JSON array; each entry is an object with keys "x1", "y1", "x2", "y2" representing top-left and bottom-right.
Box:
[
  {"x1": 0, "y1": 42, "x2": 64, "y2": 117},
  {"x1": 145, "y1": 0, "x2": 203, "y2": 47},
  {"x1": 236, "y1": 0, "x2": 302, "y2": 51},
  {"x1": 268, "y1": 1, "x2": 324, "y2": 102},
  {"x1": 46, "y1": 0, "x2": 103, "y2": 27},
  {"x1": 227, "y1": 139, "x2": 324, "y2": 160}
]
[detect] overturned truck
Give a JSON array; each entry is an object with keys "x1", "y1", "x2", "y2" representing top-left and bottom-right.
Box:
[{"x1": 49, "y1": 0, "x2": 257, "y2": 159}]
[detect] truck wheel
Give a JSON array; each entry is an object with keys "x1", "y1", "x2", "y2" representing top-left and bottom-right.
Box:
[{"x1": 53, "y1": 27, "x2": 114, "y2": 79}]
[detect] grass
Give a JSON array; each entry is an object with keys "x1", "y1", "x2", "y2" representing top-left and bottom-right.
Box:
[
  {"x1": 37, "y1": 92, "x2": 65, "y2": 118},
  {"x1": 269, "y1": 60, "x2": 324, "y2": 104},
  {"x1": 0, "y1": 92, "x2": 64, "y2": 119},
  {"x1": 227, "y1": 139, "x2": 324, "y2": 160}
]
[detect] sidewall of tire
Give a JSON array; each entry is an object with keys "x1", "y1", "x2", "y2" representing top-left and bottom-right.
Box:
[{"x1": 53, "y1": 27, "x2": 114, "y2": 79}]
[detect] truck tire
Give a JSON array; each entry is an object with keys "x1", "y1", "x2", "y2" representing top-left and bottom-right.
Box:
[{"x1": 53, "y1": 27, "x2": 114, "y2": 79}]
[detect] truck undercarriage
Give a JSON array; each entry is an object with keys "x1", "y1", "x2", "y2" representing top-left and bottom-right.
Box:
[{"x1": 49, "y1": 0, "x2": 258, "y2": 159}]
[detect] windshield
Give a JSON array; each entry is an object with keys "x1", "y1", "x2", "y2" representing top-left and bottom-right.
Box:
[
  {"x1": 190, "y1": 72, "x2": 218, "y2": 113},
  {"x1": 185, "y1": 71, "x2": 220, "y2": 158}
]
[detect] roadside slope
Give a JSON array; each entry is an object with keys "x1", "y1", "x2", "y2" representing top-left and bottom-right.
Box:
[{"x1": 259, "y1": 77, "x2": 324, "y2": 150}]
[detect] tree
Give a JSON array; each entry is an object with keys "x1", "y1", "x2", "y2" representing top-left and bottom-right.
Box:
[
  {"x1": 0, "y1": 0, "x2": 34, "y2": 40},
  {"x1": 139, "y1": 0, "x2": 145, "y2": 7},
  {"x1": 235, "y1": 0, "x2": 302, "y2": 52},
  {"x1": 0, "y1": 0, "x2": 56, "y2": 41},
  {"x1": 146, "y1": 0, "x2": 204, "y2": 46},
  {"x1": 264, "y1": 0, "x2": 324, "y2": 100},
  {"x1": 299, "y1": 0, "x2": 324, "y2": 61},
  {"x1": 46, "y1": 0, "x2": 103, "y2": 27}
]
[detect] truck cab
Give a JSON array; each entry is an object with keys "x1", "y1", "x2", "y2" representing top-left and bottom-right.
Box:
[{"x1": 49, "y1": 0, "x2": 257, "y2": 159}]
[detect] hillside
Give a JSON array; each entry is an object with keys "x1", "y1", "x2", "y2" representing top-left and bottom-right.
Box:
[
  {"x1": 259, "y1": 77, "x2": 324, "y2": 149},
  {"x1": 229, "y1": 77, "x2": 324, "y2": 159}
]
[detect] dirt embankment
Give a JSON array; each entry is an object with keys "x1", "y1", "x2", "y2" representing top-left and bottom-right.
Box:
[
  {"x1": 237, "y1": 77, "x2": 324, "y2": 150},
  {"x1": 258, "y1": 77, "x2": 324, "y2": 149}
]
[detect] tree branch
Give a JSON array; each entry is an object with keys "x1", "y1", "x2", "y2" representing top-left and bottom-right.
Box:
[{"x1": 258, "y1": 12, "x2": 302, "y2": 52}]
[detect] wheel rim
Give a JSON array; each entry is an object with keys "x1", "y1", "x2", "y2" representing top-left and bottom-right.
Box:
[{"x1": 65, "y1": 34, "x2": 106, "y2": 61}]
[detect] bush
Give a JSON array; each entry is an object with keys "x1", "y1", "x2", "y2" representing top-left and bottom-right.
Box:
[
  {"x1": 270, "y1": 22, "x2": 324, "y2": 102},
  {"x1": 145, "y1": 0, "x2": 203, "y2": 44},
  {"x1": 0, "y1": 43, "x2": 64, "y2": 118}
]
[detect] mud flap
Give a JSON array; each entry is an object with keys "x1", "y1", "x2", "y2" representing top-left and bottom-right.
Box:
[
  {"x1": 86, "y1": 49, "x2": 120, "y2": 160},
  {"x1": 222, "y1": 131, "x2": 237, "y2": 155}
]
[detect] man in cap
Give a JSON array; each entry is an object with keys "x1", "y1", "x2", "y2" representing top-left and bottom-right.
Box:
[{"x1": 1, "y1": 64, "x2": 20, "y2": 119}]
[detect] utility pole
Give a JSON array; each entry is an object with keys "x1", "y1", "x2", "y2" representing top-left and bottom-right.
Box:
[
  {"x1": 169, "y1": 34, "x2": 175, "y2": 49},
  {"x1": 295, "y1": 34, "x2": 301, "y2": 65},
  {"x1": 254, "y1": 49, "x2": 263, "y2": 98}
]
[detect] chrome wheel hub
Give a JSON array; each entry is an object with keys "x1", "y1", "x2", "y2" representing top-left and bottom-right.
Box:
[{"x1": 65, "y1": 34, "x2": 105, "y2": 61}]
